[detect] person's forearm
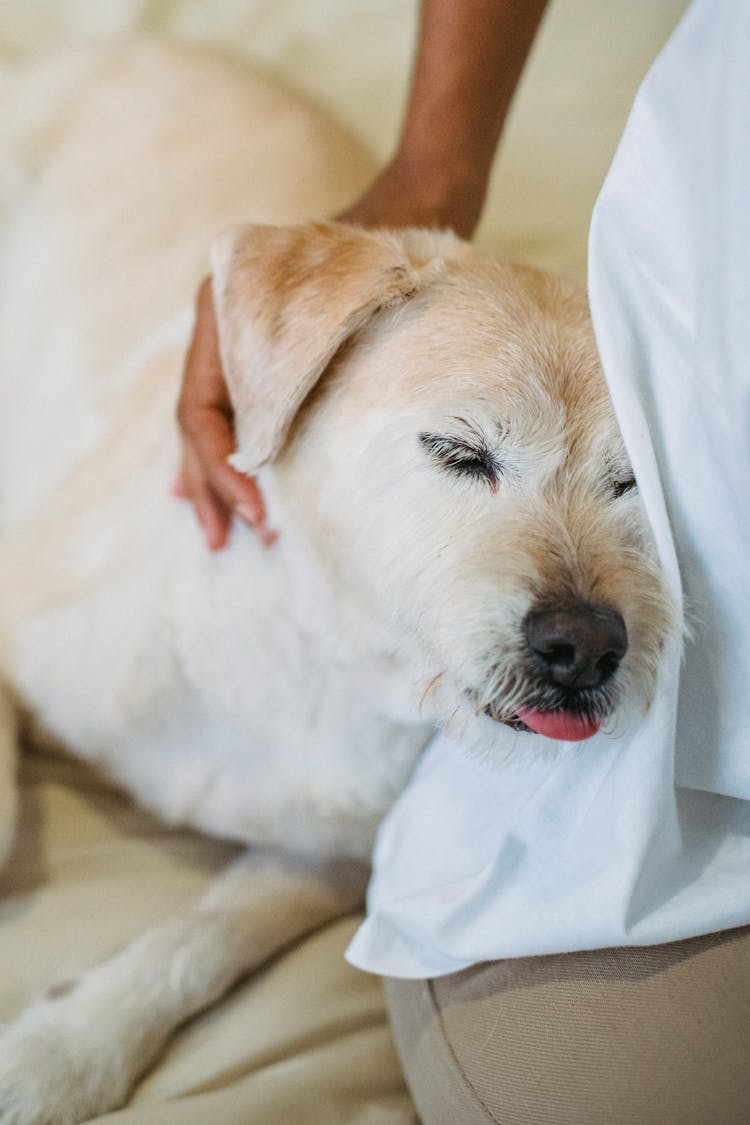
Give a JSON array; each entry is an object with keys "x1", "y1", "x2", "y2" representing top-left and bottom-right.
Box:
[
  {"x1": 391, "y1": 0, "x2": 549, "y2": 235},
  {"x1": 179, "y1": 0, "x2": 549, "y2": 550}
]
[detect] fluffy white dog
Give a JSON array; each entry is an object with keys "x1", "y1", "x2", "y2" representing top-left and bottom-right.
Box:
[{"x1": 0, "y1": 43, "x2": 674, "y2": 1124}]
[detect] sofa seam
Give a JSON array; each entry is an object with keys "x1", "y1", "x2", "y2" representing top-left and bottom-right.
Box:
[{"x1": 426, "y1": 979, "x2": 499, "y2": 1125}]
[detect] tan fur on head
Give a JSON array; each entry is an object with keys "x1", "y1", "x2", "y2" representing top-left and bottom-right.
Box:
[
  {"x1": 211, "y1": 221, "x2": 461, "y2": 471},
  {"x1": 239, "y1": 231, "x2": 678, "y2": 743}
]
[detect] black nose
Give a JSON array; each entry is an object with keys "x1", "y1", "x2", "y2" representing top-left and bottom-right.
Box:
[{"x1": 525, "y1": 604, "x2": 628, "y2": 689}]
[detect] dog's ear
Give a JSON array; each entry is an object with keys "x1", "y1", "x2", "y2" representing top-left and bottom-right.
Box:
[{"x1": 210, "y1": 221, "x2": 426, "y2": 471}]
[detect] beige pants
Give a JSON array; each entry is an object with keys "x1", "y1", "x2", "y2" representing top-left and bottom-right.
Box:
[{"x1": 386, "y1": 926, "x2": 750, "y2": 1125}]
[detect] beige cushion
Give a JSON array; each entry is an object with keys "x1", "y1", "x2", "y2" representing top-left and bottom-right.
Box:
[{"x1": 0, "y1": 751, "x2": 414, "y2": 1123}]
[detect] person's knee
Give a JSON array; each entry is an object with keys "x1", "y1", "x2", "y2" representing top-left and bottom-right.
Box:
[{"x1": 386, "y1": 929, "x2": 750, "y2": 1125}]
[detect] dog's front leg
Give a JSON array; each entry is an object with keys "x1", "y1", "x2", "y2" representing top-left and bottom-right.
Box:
[{"x1": 0, "y1": 847, "x2": 367, "y2": 1125}]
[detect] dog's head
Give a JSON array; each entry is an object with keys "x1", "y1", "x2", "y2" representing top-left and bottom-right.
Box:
[{"x1": 212, "y1": 222, "x2": 677, "y2": 743}]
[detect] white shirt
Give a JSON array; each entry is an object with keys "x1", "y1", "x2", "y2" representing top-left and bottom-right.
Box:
[{"x1": 348, "y1": 0, "x2": 750, "y2": 978}]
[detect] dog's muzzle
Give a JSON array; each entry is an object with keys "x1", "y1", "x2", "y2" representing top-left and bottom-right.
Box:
[{"x1": 484, "y1": 602, "x2": 628, "y2": 742}]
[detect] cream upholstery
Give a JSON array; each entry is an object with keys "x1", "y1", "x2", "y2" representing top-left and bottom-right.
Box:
[{"x1": 0, "y1": 752, "x2": 414, "y2": 1122}]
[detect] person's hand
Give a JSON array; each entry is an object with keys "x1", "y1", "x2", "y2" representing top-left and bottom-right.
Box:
[
  {"x1": 336, "y1": 155, "x2": 484, "y2": 238},
  {"x1": 175, "y1": 277, "x2": 275, "y2": 550},
  {"x1": 176, "y1": 0, "x2": 547, "y2": 550},
  {"x1": 174, "y1": 166, "x2": 476, "y2": 554},
  {"x1": 175, "y1": 161, "x2": 473, "y2": 547},
  {"x1": 176, "y1": 195, "x2": 429, "y2": 553}
]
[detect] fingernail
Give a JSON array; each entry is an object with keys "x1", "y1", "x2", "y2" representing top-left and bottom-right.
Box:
[
  {"x1": 236, "y1": 504, "x2": 260, "y2": 527},
  {"x1": 205, "y1": 525, "x2": 226, "y2": 551},
  {"x1": 259, "y1": 527, "x2": 279, "y2": 548}
]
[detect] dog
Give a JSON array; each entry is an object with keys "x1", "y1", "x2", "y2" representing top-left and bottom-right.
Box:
[{"x1": 0, "y1": 42, "x2": 675, "y2": 1124}]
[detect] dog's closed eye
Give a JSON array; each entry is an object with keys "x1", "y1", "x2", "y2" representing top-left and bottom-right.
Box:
[
  {"x1": 612, "y1": 475, "x2": 638, "y2": 499},
  {"x1": 419, "y1": 430, "x2": 502, "y2": 491}
]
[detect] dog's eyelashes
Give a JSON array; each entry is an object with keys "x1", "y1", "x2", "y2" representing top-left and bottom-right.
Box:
[
  {"x1": 421, "y1": 432, "x2": 636, "y2": 502},
  {"x1": 612, "y1": 475, "x2": 638, "y2": 499},
  {"x1": 419, "y1": 431, "x2": 501, "y2": 491}
]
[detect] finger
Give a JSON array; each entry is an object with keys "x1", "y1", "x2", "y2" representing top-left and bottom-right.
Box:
[
  {"x1": 181, "y1": 444, "x2": 233, "y2": 551},
  {"x1": 172, "y1": 469, "x2": 188, "y2": 498},
  {"x1": 257, "y1": 526, "x2": 279, "y2": 548},
  {"x1": 177, "y1": 277, "x2": 269, "y2": 537},
  {"x1": 184, "y1": 404, "x2": 266, "y2": 526},
  {"x1": 180, "y1": 441, "x2": 278, "y2": 550},
  {"x1": 194, "y1": 486, "x2": 232, "y2": 552},
  {"x1": 180, "y1": 277, "x2": 228, "y2": 410}
]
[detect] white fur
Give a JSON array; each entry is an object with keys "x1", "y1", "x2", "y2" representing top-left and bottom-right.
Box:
[{"x1": 0, "y1": 43, "x2": 674, "y2": 1123}]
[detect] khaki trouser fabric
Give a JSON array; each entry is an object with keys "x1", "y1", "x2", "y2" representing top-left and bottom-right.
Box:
[{"x1": 386, "y1": 927, "x2": 750, "y2": 1125}]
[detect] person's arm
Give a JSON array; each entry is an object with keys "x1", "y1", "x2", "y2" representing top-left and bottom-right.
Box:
[
  {"x1": 339, "y1": 0, "x2": 548, "y2": 236},
  {"x1": 176, "y1": 0, "x2": 548, "y2": 549}
]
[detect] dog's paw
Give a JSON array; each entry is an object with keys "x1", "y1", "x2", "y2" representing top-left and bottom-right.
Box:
[{"x1": 0, "y1": 1001, "x2": 131, "y2": 1125}]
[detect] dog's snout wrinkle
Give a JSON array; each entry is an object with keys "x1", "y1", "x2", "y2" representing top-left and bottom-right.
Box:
[{"x1": 525, "y1": 604, "x2": 627, "y2": 690}]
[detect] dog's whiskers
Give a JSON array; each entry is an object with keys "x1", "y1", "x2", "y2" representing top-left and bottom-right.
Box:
[
  {"x1": 473, "y1": 652, "x2": 622, "y2": 726},
  {"x1": 419, "y1": 671, "x2": 446, "y2": 716}
]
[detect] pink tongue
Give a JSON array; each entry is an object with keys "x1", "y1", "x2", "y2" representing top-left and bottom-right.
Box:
[{"x1": 517, "y1": 707, "x2": 601, "y2": 742}]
